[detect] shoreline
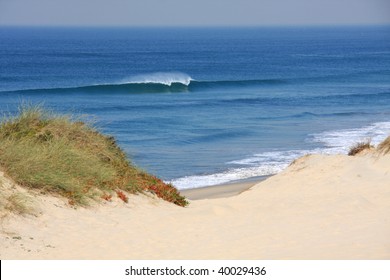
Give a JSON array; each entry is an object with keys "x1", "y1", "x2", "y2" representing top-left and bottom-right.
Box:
[{"x1": 180, "y1": 175, "x2": 271, "y2": 200}]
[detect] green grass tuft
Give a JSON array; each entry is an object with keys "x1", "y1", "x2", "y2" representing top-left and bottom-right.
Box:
[{"x1": 0, "y1": 105, "x2": 188, "y2": 206}]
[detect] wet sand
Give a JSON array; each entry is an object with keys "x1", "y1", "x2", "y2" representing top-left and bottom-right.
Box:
[{"x1": 180, "y1": 176, "x2": 270, "y2": 200}]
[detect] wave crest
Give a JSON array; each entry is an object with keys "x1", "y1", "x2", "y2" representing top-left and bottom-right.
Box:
[{"x1": 122, "y1": 72, "x2": 193, "y2": 86}]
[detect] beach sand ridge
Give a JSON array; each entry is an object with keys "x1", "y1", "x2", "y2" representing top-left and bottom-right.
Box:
[{"x1": 1, "y1": 151, "x2": 389, "y2": 259}]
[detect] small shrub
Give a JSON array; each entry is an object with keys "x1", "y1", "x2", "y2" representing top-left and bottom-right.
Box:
[{"x1": 348, "y1": 141, "x2": 373, "y2": 156}]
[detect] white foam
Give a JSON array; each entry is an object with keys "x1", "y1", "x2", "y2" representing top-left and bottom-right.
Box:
[
  {"x1": 310, "y1": 121, "x2": 390, "y2": 154},
  {"x1": 171, "y1": 149, "x2": 313, "y2": 189},
  {"x1": 122, "y1": 72, "x2": 193, "y2": 86},
  {"x1": 170, "y1": 165, "x2": 283, "y2": 190},
  {"x1": 170, "y1": 121, "x2": 390, "y2": 190}
]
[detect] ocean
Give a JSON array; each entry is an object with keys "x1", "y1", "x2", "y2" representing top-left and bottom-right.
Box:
[{"x1": 0, "y1": 26, "x2": 389, "y2": 189}]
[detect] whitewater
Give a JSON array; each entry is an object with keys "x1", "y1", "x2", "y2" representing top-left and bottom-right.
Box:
[
  {"x1": 122, "y1": 72, "x2": 193, "y2": 86},
  {"x1": 171, "y1": 121, "x2": 390, "y2": 189}
]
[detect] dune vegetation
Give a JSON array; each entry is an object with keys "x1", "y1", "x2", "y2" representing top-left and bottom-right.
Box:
[
  {"x1": 377, "y1": 136, "x2": 390, "y2": 155},
  {"x1": 0, "y1": 105, "x2": 188, "y2": 207},
  {"x1": 348, "y1": 140, "x2": 373, "y2": 156}
]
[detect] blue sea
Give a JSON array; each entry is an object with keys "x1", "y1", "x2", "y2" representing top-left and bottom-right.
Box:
[{"x1": 0, "y1": 26, "x2": 389, "y2": 189}]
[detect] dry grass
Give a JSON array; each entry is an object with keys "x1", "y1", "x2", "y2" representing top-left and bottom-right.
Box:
[
  {"x1": 377, "y1": 136, "x2": 390, "y2": 155},
  {"x1": 348, "y1": 141, "x2": 373, "y2": 156},
  {"x1": 0, "y1": 179, "x2": 6, "y2": 211},
  {"x1": 0, "y1": 176, "x2": 38, "y2": 216},
  {"x1": 5, "y1": 193, "x2": 37, "y2": 216},
  {"x1": 0, "y1": 105, "x2": 188, "y2": 206}
]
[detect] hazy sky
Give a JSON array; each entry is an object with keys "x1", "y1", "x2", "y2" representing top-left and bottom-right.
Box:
[{"x1": 0, "y1": 0, "x2": 389, "y2": 26}]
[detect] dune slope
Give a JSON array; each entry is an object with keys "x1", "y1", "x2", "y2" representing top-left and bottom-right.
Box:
[{"x1": 1, "y1": 151, "x2": 389, "y2": 259}]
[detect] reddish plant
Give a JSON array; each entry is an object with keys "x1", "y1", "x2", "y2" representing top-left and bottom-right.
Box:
[
  {"x1": 147, "y1": 182, "x2": 188, "y2": 207},
  {"x1": 116, "y1": 190, "x2": 128, "y2": 203}
]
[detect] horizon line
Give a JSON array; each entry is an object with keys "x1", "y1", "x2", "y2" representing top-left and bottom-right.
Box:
[{"x1": 1, "y1": 23, "x2": 390, "y2": 29}]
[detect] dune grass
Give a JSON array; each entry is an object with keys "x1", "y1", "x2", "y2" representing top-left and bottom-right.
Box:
[
  {"x1": 0, "y1": 177, "x2": 38, "y2": 216},
  {"x1": 348, "y1": 141, "x2": 373, "y2": 156},
  {"x1": 5, "y1": 193, "x2": 37, "y2": 216},
  {"x1": 377, "y1": 136, "x2": 390, "y2": 155},
  {"x1": 0, "y1": 106, "x2": 188, "y2": 207}
]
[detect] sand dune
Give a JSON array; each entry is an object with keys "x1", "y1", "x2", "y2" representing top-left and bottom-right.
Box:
[{"x1": 1, "y1": 151, "x2": 389, "y2": 259}]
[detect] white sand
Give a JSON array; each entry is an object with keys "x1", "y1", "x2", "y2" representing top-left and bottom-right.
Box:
[{"x1": 1, "y1": 151, "x2": 389, "y2": 259}]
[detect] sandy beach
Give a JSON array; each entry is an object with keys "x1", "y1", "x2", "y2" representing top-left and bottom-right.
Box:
[
  {"x1": 1, "y1": 149, "x2": 389, "y2": 260},
  {"x1": 180, "y1": 176, "x2": 267, "y2": 200}
]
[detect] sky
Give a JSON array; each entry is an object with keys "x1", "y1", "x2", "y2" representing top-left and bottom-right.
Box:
[{"x1": 0, "y1": 0, "x2": 389, "y2": 27}]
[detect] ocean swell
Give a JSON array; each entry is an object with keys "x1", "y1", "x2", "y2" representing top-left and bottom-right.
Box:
[{"x1": 0, "y1": 75, "x2": 287, "y2": 94}]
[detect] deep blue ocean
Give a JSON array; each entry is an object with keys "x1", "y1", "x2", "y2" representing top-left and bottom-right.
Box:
[{"x1": 0, "y1": 26, "x2": 389, "y2": 189}]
